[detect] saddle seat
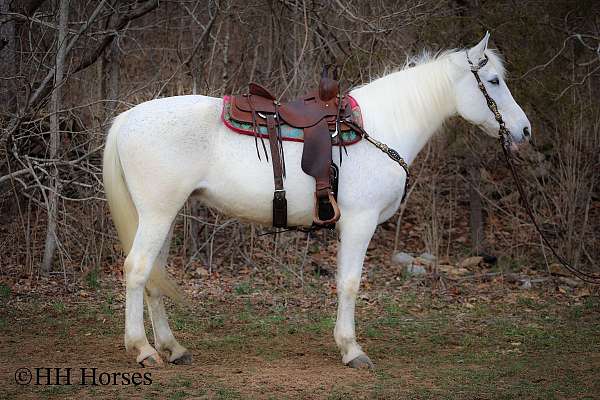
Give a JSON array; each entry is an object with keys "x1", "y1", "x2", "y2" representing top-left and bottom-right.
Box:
[
  {"x1": 230, "y1": 85, "x2": 349, "y2": 129},
  {"x1": 228, "y1": 68, "x2": 355, "y2": 228}
]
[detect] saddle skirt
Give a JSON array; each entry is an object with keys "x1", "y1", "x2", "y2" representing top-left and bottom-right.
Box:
[{"x1": 221, "y1": 95, "x2": 363, "y2": 146}]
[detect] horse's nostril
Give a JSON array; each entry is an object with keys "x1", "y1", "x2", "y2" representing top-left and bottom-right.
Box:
[{"x1": 523, "y1": 127, "x2": 530, "y2": 137}]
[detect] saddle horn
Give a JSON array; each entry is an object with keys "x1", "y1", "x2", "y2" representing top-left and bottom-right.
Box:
[{"x1": 319, "y1": 64, "x2": 339, "y2": 102}]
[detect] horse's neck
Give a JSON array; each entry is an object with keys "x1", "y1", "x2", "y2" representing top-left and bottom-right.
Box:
[{"x1": 351, "y1": 57, "x2": 457, "y2": 164}]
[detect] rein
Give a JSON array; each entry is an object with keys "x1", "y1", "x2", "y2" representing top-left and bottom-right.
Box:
[{"x1": 467, "y1": 51, "x2": 600, "y2": 285}]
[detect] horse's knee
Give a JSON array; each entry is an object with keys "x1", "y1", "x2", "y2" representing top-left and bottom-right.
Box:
[
  {"x1": 124, "y1": 255, "x2": 134, "y2": 276},
  {"x1": 337, "y1": 277, "x2": 360, "y2": 298}
]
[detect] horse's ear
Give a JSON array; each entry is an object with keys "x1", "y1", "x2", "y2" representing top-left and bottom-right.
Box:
[{"x1": 468, "y1": 31, "x2": 490, "y2": 62}]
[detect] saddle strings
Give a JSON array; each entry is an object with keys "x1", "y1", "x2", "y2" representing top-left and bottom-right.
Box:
[{"x1": 246, "y1": 94, "x2": 270, "y2": 162}]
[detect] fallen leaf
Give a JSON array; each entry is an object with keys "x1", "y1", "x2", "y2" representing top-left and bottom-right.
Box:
[{"x1": 458, "y1": 256, "x2": 483, "y2": 270}]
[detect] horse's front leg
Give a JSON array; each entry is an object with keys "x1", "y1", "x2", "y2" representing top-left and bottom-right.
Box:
[{"x1": 334, "y1": 212, "x2": 378, "y2": 369}]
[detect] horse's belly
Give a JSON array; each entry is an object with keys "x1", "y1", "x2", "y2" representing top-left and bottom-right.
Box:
[
  {"x1": 196, "y1": 123, "x2": 406, "y2": 227},
  {"x1": 198, "y1": 130, "x2": 315, "y2": 227}
]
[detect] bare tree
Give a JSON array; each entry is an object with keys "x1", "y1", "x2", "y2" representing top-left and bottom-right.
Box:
[
  {"x1": 41, "y1": 0, "x2": 69, "y2": 273},
  {"x1": 0, "y1": 0, "x2": 596, "y2": 282},
  {"x1": 0, "y1": 0, "x2": 16, "y2": 112}
]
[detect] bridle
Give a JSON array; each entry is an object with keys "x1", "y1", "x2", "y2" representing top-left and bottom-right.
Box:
[
  {"x1": 467, "y1": 51, "x2": 600, "y2": 285},
  {"x1": 466, "y1": 52, "x2": 512, "y2": 149}
]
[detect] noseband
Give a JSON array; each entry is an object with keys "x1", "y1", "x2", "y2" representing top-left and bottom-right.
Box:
[{"x1": 466, "y1": 51, "x2": 600, "y2": 284}]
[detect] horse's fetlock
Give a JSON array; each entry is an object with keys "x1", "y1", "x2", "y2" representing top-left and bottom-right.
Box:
[{"x1": 334, "y1": 331, "x2": 356, "y2": 348}]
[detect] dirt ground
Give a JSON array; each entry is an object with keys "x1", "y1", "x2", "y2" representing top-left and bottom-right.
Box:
[{"x1": 1, "y1": 256, "x2": 599, "y2": 400}]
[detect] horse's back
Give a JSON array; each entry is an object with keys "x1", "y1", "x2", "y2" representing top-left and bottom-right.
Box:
[
  {"x1": 120, "y1": 95, "x2": 222, "y2": 134},
  {"x1": 116, "y1": 94, "x2": 221, "y2": 155}
]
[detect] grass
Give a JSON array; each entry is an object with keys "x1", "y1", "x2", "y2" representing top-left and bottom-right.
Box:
[
  {"x1": 38, "y1": 385, "x2": 80, "y2": 399},
  {"x1": 215, "y1": 386, "x2": 243, "y2": 399},
  {"x1": 85, "y1": 267, "x2": 101, "y2": 290},
  {"x1": 234, "y1": 281, "x2": 253, "y2": 295},
  {"x1": 52, "y1": 300, "x2": 66, "y2": 313},
  {"x1": 305, "y1": 316, "x2": 335, "y2": 334},
  {"x1": 0, "y1": 282, "x2": 11, "y2": 299},
  {"x1": 0, "y1": 287, "x2": 598, "y2": 399}
]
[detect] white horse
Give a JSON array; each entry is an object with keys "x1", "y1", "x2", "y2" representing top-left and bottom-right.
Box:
[{"x1": 103, "y1": 33, "x2": 531, "y2": 368}]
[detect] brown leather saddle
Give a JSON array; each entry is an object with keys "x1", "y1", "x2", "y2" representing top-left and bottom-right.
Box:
[{"x1": 229, "y1": 66, "x2": 355, "y2": 229}]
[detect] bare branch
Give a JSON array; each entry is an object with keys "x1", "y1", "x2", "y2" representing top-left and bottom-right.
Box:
[{"x1": 154, "y1": 7, "x2": 219, "y2": 98}]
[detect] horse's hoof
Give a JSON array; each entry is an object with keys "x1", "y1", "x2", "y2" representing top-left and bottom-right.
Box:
[
  {"x1": 347, "y1": 354, "x2": 374, "y2": 370},
  {"x1": 138, "y1": 352, "x2": 164, "y2": 368},
  {"x1": 171, "y1": 351, "x2": 193, "y2": 365}
]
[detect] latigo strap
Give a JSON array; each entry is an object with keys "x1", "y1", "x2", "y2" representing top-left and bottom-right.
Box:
[{"x1": 266, "y1": 114, "x2": 287, "y2": 228}]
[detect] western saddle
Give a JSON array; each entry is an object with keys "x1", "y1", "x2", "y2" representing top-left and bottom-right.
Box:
[{"x1": 229, "y1": 66, "x2": 356, "y2": 229}]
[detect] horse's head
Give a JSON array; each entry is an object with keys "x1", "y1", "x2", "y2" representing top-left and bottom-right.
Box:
[{"x1": 451, "y1": 32, "x2": 531, "y2": 150}]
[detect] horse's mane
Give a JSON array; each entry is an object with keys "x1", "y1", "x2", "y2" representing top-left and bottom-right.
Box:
[
  {"x1": 402, "y1": 48, "x2": 506, "y2": 78},
  {"x1": 365, "y1": 48, "x2": 506, "y2": 84},
  {"x1": 351, "y1": 47, "x2": 506, "y2": 141}
]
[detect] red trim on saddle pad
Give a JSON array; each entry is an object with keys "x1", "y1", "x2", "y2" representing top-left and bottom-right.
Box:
[{"x1": 221, "y1": 95, "x2": 363, "y2": 146}]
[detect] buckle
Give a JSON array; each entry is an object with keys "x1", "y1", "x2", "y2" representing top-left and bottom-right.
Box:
[{"x1": 274, "y1": 189, "x2": 286, "y2": 200}]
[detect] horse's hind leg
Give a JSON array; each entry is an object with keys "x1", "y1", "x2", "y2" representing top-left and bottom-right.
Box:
[
  {"x1": 145, "y1": 226, "x2": 192, "y2": 365},
  {"x1": 145, "y1": 279, "x2": 192, "y2": 364},
  {"x1": 124, "y1": 213, "x2": 174, "y2": 367}
]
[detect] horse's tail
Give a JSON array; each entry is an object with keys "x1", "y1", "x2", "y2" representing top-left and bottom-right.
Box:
[{"x1": 103, "y1": 111, "x2": 185, "y2": 304}]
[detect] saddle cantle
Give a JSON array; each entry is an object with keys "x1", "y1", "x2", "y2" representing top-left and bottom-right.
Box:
[{"x1": 226, "y1": 66, "x2": 362, "y2": 229}]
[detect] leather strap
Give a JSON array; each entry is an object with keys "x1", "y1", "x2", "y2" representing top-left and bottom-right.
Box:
[
  {"x1": 267, "y1": 114, "x2": 287, "y2": 227},
  {"x1": 267, "y1": 115, "x2": 284, "y2": 191}
]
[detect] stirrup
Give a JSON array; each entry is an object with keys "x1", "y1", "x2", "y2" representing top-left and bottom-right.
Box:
[{"x1": 312, "y1": 191, "x2": 341, "y2": 226}]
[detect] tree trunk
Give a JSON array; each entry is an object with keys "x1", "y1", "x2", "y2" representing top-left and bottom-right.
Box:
[
  {"x1": 42, "y1": 0, "x2": 69, "y2": 274},
  {"x1": 0, "y1": 0, "x2": 16, "y2": 114},
  {"x1": 453, "y1": 0, "x2": 486, "y2": 256},
  {"x1": 467, "y1": 151, "x2": 484, "y2": 255}
]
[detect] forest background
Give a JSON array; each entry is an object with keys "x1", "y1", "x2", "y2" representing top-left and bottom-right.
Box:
[
  {"x1": 1, "y1": 1, "x2": 600, "y2": 398},
  {"x1": 0, "y1": 0, "x2": 598, "y2": 290}
]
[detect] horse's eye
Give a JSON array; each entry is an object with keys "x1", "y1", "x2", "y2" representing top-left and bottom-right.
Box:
[{"x1": 489, "y1": 78, "x2": 500, "y2": 85}]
